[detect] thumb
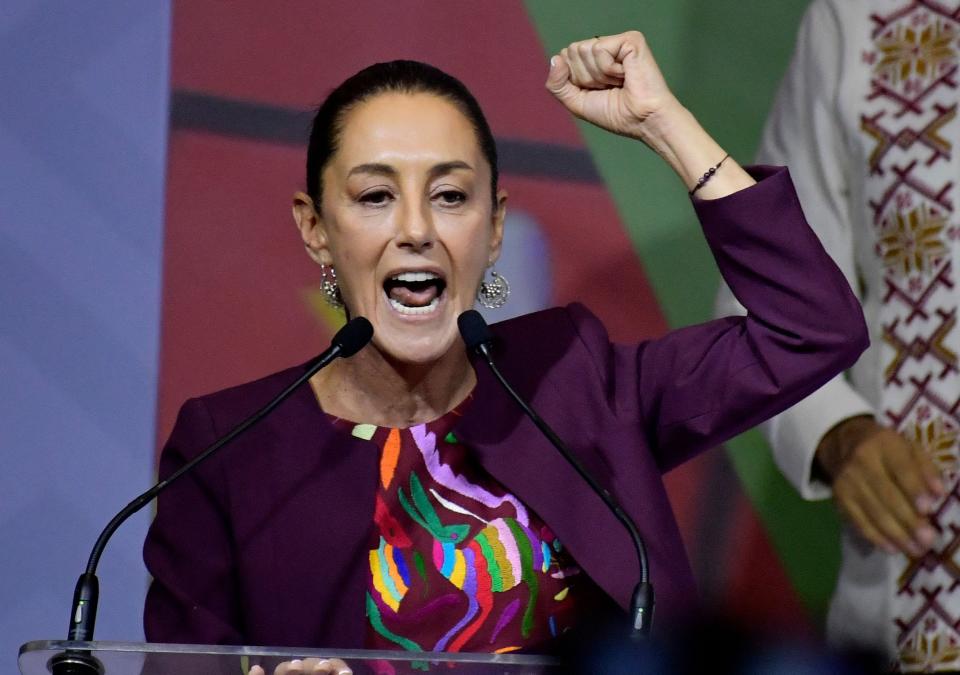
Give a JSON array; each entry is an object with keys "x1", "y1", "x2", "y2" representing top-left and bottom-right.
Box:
[{"x1": 545, "y1": 55, "x2": 583, "y2": 114}]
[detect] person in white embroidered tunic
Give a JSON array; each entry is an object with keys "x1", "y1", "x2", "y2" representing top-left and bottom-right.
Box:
[{"x1": 714, "y1": 0, "x2": 960, "y2": 670}]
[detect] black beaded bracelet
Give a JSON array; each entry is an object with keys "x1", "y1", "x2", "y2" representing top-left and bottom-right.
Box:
[{"x1": 689, "y1": 153, "x2": 731, "y2": 197}]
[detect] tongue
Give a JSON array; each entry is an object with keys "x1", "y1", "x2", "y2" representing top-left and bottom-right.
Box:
[{"x1": 389, "y1": 284, "x2": 439, "y2": 307}]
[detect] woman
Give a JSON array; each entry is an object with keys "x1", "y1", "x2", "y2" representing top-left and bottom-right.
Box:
[{"x1": 144, "y1": 31, "x2": 867, "y2": 659}]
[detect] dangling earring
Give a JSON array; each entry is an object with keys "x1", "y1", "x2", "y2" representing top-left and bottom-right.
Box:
[
  {"x1": 477, "y1": 267, "x2": 510, "y2": 309},
  {"x1": 320, "y1": 264, "x2": 344, "y2": 309}
]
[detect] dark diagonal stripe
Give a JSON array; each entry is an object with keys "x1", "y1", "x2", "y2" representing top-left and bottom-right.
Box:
[
  {"x1": 497, "y1": 137, "x2": 600, "y2": 183},
  {"x1": 170, "y1": 90, "x2": 315, "y2": 146},
  {"x1": 170, "y1": 90, "x2": 601, "y2": 183}
]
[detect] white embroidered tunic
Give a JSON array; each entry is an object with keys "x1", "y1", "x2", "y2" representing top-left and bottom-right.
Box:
[{"x1": 716, "y1": 0, "x2": 960, "y2": 670}]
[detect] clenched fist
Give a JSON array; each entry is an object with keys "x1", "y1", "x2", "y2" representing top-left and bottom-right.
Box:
[
  {"x1": 546, "y1": 31, "x2": 755, "y2": 199},
  {"x1": 546, "y1": 31, "x2": 678, "y2": 143}
]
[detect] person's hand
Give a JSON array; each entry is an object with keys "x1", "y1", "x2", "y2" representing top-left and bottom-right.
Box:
[
  {"x1": 248, "y1": 658, "x2": 351, "y2": 675},
  {"x1": 815, "y1": 415, "x2": 946, "y2": 556},
  {"x1": 544, "y1": 31, "x2": 755, "y2": 199},
  {"x1": 545, "y1": 31, "x2": 681, "y2": 145}
]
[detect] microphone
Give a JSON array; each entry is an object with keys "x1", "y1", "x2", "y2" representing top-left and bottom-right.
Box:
[
  {"x1": 50, "y1": 317, "x2": 373, "y2": 675},
  {"x1": 458, "y1": 310, "x2": 654, "y2": 638},
  {"x1": 330, "y1": 316, "x2": 375, "y2": 357}
]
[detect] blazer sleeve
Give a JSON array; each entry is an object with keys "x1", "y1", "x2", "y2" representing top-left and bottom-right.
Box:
[
  {"x1": 571, "y1": 166, "x2": 869, "y2": 472},
  {"x1": 714, "y1": 0, "x2": 875, "y2": 498},
  {"x1": 143, "y1": 397, "x2": 244, "y2": 644}
]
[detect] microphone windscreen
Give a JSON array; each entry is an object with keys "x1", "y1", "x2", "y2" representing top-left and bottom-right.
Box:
[
  {"x1": 457, "y1": 310, "x2": 493, "y2": 351},
  {"x1": 334, "y1": 317, "x2": 374, "y2": 357}
]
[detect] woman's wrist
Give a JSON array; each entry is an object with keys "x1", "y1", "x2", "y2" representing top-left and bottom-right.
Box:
[
  {"x1": 626, "y1": 97, "x2": 691, "y2": 154},
  {"x1": 632, "y1": 100, "x2": 755, "y2": 199}
]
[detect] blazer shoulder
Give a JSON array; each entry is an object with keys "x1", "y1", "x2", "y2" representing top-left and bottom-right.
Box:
[
  {"x1": 187, "y1": 361, "x2": 312, "y2": 427},
  {"x1": 487, "y1": 303, "x2": 611, "y2": 380},
  {"x1": 490, "y1": 303, "x2": 604, "y2": 340}
]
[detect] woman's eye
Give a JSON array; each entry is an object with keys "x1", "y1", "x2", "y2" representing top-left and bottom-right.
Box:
[
  {"x1": 434, "y1": 190, "x2": 466, "y2": 206},
  {"x1": 358, "y1": 190, "x2": 392, "y2": 206}
]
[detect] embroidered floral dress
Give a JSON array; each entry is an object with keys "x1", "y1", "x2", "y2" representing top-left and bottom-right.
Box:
[{"x1": 330, "y1": 398, "x2": 603, "y2": 655}]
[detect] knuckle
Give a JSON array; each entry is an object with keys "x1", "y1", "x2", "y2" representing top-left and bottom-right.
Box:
[
  {"x1": 901, "y1": 470, "x2": 925, "y2": 491},
  {"x1": 843, "y1": 455, "x2": 866, "y2": 477},
  {"x1": 853, "y1": 435, "x2": 884, "y2": 457},
  {"x1": 853, "y1": 451, "x2": 883, "y2": 476},
  {"x1": 876, "y1": 485, "x2": 902, "y2": 509},
  {"x1": 852, "y1": 437, "x2": 880, "y2": 458},
  {"x1": 889, "y1": 442, "x2": 915, "y2": 463},
  {"x1": 833, "y1": 480, "x2": 854, "y2": 502},
  {"x1": 890, "y1": 532, "x2": 912, "y2": 550},
  {"x1": 886, "y1": 430, "x2": 909, "y2": 447}
]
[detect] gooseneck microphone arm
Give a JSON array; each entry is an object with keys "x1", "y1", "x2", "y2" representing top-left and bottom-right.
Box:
[
  {"x1": 457, "y1": 310, "x2": 654, "y2": 638},
  {"x1": 53, "y1": 317, "x2": 373, "y2": 674}
]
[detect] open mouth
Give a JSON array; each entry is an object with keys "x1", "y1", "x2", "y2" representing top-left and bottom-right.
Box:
[{"x1": 383, "y1": 271, "x2": 447, "y2": 316}]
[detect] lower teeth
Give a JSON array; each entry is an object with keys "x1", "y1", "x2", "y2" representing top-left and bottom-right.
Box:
[{"x1": 389, "y1": 297, "x2": 439, "y2": 315}]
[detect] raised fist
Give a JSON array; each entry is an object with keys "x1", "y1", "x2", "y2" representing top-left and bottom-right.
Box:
[{"x1": 546, "y1": 31, "x2": 680, "y2": 143}]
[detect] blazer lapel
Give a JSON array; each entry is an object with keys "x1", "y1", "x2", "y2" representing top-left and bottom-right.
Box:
[
  {"x1": 245, "y1": 374, "x2": 376, "y2": 649},
  {"x1": 453, "y1": 351, "x2": 637, "y2": 614}
]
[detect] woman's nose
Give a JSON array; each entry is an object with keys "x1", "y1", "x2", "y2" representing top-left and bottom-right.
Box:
[{"x1": 397, "y1": 202, "x2": 435, "y2": 251}]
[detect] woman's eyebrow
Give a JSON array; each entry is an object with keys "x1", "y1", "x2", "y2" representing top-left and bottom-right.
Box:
[
  {"x1": 429, "y1": 161, "x2": 474, "y2": 178},
  {"x1": 347, "y1": 161, "x2": 473, "y2": 180},
  {"x1": 347, "y1": 162, "x2": 397, "y2": 178}
]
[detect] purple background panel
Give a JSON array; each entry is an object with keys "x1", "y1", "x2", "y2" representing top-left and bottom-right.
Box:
[{"x1": 0, "y1": 1, "x2": 171, "y2": 668}]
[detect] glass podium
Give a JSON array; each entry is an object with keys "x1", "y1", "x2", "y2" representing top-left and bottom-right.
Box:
[{"x1": 20, "y1": 641, "x2": 562, "y2": 675}]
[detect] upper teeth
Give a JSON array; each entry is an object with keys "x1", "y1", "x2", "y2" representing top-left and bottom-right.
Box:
[{"x1": 391, "y1": 271, "x2": 440, "y2": 282}]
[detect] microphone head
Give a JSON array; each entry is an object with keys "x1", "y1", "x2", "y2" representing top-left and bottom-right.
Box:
[
  {"x1": 457, "y1": 310, "x2": 493, "y2": 352},
  {"x1": 333, "y1": 317, "x2": 374, "y2": 357}
]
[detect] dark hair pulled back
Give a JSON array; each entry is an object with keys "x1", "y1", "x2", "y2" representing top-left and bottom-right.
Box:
[{"x1": 306, "y1": 60, "x2": 499, "y2": 211}]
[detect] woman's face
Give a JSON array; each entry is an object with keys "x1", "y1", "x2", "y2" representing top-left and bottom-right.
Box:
[{"x1": 299, "y1": 92, "x2": 506, "y2": 366}]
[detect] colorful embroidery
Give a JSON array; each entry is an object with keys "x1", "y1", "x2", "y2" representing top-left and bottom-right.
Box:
[
  {"x1": 352, "y1": 407, "x2": 592, "y2": 654},
  {"x1": 861, "y1": 2, "x2": 960, "y2": 671},
  {"x1": 879, "y1": 206, "x2": 949, "y2": 274},
  {"x1": 913, "y1": 418, "x2": 960, "y2": 471},
  {"x1": 875, "y1": 19, "x2": 957, "y2": 83},
  {"x1": 381, "y1": 428, "x2": 401, "y2": 489}
]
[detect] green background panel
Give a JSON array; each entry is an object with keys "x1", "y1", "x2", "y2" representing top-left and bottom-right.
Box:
[{"x1": 524, "y1": 0, "x2": 843, "y2": 617}]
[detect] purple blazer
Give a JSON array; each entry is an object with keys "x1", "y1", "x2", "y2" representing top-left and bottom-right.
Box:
[{"x1": 144, "y1": 167, "x2": 868, "y2": 648}]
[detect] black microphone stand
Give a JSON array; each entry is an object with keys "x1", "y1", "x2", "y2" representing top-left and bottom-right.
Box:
[
  {"x1": 459, "y1": 311, "x2": 654, "y2": 639},
  {"x1": 50, "y1": 318, "x2": 373, "y2": 675}
]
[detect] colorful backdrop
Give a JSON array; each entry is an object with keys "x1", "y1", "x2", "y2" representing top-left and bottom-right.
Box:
[{"x1": 1, "y1": 1, "x2": 842, "y2": 670}]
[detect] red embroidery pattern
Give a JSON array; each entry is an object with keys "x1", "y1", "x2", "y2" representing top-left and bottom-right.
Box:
[{"x1": 862, "y1": 2, "x2": 960, "y2": 671}]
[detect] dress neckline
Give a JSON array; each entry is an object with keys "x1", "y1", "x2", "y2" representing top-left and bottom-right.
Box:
[{"x1": 324, "y1": 392, "x2": 475, "y2": 432}]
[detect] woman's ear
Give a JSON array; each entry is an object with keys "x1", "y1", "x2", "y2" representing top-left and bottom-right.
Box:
[
  {"x1": 488, "y1": 189, "x2": 508, "y2": 265},
  {"x1": 292, "y1": 191, "x2": 330, "y2": 265}
]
